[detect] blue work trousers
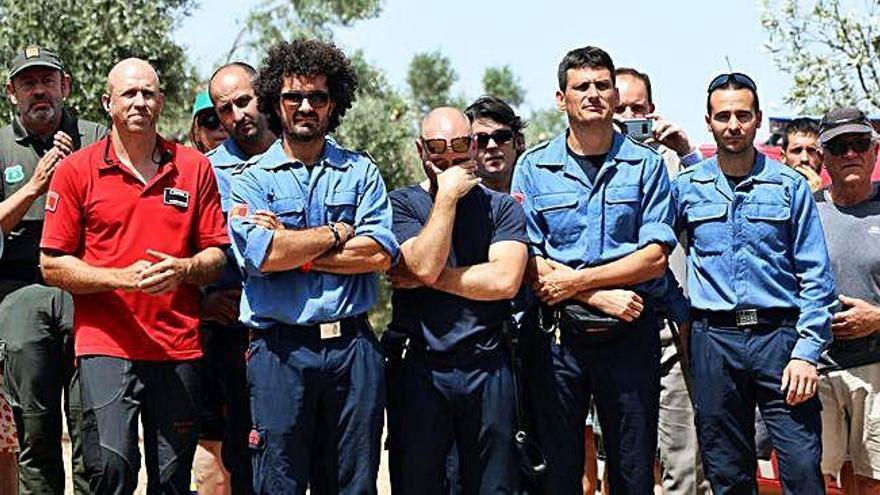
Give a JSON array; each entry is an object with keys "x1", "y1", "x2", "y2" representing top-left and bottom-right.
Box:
[
  {"x1": 689, "y1": 318, "x2": 824, "y2": 495},
  {"x1": 523, "y1": 314, "x2": 661, "y2": 495},
  {"x1": 246, "y1": 319, "x2": 384, "y2": 495},
  {"x1": 387, "y1": 346, "x2": 518, "y2": 495}
]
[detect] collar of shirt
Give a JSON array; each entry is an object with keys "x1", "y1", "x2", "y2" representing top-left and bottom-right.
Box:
[
  {"x1": 256, "y1": 137, "x2": 353, "y2": 172},
  {"x1": 688, "y1": 152, "x2": 783, "y2": 201},
  {"x1": 535, "y1": 131, "x2": 642, "y2": 188},
  {"x1": 207, "y1": 137, "x2": 250, "y2": 169},
  {"x1": 98, "y1": 136, "x2": 179, "y2": 186}
]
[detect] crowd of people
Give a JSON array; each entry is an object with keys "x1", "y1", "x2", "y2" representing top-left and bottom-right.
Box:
[{"x1": 0, "y1": 37, "x2": 877, "y2": 495}]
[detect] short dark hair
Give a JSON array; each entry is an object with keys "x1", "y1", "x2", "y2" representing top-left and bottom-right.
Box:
[
  {"x1": 615, "y1": 67, "x2": 652, "y2": 106},
  {"x1": 255, "y1": 38, "x2": 359, "y2": 135},
  {"x1": 781, "y1": 117, "x2": 820, "y2": 150},
  {"x1": 706, "y1": 80, "x2": 760, "y2": 115},
  {"x1": 464, "y1": 95, "x2": 527, "y2": 135},
  {"x1": 557, "y1": 46, "x2": 615, "y2": 91}
]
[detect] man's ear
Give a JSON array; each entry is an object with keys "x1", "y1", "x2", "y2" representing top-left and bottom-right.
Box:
[
  {"x1": 60, "y1": 73, "x2": 72, "y2": 100},
  {"x1": 6, "y1": 79, "x2": 17, "y2": 106},
  {"x1": 555, "y1": 89, "x2": 565, "y2": 112},
  {"x1": 101, "y1": 94, "x2": 112, "y2": 114}
]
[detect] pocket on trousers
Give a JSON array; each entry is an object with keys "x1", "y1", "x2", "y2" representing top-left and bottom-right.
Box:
[{"x1": 80, "y1": 357, "x2": 131, "y2": 411}]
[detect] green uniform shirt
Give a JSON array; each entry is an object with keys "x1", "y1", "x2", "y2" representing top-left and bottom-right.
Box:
[{"x1": 0, "y1": 108, "x2": 106, "y2": 281}]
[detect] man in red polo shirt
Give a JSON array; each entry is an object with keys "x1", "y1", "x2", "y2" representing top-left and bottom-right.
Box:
[{"x1": 38, "y1": 58, "x2": 228, "y2": 495}]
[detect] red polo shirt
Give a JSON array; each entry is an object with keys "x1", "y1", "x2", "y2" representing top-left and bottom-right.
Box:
[{"x1": 41, "y1": 136, "x2": 229, "y2": 361}]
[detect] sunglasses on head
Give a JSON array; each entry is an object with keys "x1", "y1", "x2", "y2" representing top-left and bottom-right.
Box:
[
  {"x1": 196, "y1": 111, "x2": 221, "y2": 131},
  {"x1": 475, "y1": 129, "x2": 515, "y2": 149},
  {"x1": 707, "y1": 72, "x2": 757, "y2": 93},
  {"x1": 280, "y1": 90, "x2": 331, "y2": 109},
  {"x1": 825, "y1": 137, "x2": 873, "y2": 156},
  {"x1": 421, "y1": 136, "x2": 472, "y2": 155}
]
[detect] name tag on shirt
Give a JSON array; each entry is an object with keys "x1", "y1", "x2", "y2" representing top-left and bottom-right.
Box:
[
  {"x1": 164, "y1": 188, "x2": 190, "y2": 208},
  {"x1": 320, "y1": 321, "x2": 342, "y2": 340}
]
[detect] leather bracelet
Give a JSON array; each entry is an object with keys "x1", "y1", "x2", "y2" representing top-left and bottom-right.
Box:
[{"x1": 328, "y1": 222, "x2": 342, "y2": 249}]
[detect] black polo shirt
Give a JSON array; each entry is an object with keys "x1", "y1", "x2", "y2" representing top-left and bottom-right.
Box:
[
  {"x1": 389, "y1": 184, "x2": 528, "y2": 353},
  {"x1": 0, "y1": 109, "x2": 106, "y2": 281}
]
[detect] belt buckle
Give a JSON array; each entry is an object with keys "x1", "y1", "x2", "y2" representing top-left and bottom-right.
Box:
[{"x1": 735, "y1": 309, "x2": 758, "y2": 327}]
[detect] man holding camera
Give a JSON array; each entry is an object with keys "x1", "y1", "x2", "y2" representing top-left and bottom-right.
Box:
[
  {"x1": 613, "y1": 66, "x2": 709, "y2": 495},
  {"x1": 512, "y1": 46, "x2": 683, "y2": 494}
]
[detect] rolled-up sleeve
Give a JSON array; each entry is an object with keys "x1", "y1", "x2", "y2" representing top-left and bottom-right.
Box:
[
  {"x1": 638, "y1": 155, "x2": 677, "y2": 250},
  {"x1": 229, "y1": 170, "x2": 274, "y2": 277},
  {"x1": 355, "y1": 163, "x2": 400, "y2": 264},
  {"x1": 789, "y1": 178, "x2": 836, "y2": 363}
]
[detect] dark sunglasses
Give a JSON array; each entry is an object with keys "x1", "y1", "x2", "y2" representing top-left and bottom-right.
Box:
[
  {"x1": 421, "y1": 136, "x2": 472, "y2": 154},
  {"x1": 196, "y1": 111, "x2": 221, "y2": 131},
  {"x1": 825, "y1": 137, "x2": 873, "y2": 156},
  {"x1": 475, "y1": 130, "x2": 515, "y2": 149},
  {"x1": 280, "y1": 90, "x2": 331, "y2": 108},
  {"x1": 707, "y1": 72, "x2": 757, "y2": 93}
]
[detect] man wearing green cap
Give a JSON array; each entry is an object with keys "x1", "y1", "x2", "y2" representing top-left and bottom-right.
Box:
[{"x1": 0, "y1": 45, "x2": 105, "y2": 494}]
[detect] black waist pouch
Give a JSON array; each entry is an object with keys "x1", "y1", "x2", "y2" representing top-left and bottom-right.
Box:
[{"x1": 553, "y1": 301, "x2": 626, "y2": 344}]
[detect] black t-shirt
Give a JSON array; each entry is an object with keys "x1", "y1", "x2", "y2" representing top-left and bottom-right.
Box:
[
  {"x1": 725, "y1": 173, "x2": 747, "y2": 190},
  {"x1": 389, "y1": 184, "x2": 528, "y2": 353},
  {"x1": 568, "y1": 146, "x2": 605, "y2": 185}
]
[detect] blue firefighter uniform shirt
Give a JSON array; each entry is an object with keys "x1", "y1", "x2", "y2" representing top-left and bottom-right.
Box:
[
  {"x1": 511, "y1": 131, "x2": 686, "y2": 322},
  {"x1": 228, "y1": 138, "x2": 400, "y2": 328},
  {"x1": 672, "y1": 153, "x2": 836, "y2": 364},
  {"x1": 206, "y1": 137, "x2": 253, "y2": 291},
  {"x1": 389, "y1": 184, "x2": 528, "y2": 353}
]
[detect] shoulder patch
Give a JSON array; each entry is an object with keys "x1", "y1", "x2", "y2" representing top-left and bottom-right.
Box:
[
  {"x1": 4, "y1": 165, "x2": 24, "y2": 184},
  {"x1": 511, "y1": 191, "x2": 525, "y2": 204}
]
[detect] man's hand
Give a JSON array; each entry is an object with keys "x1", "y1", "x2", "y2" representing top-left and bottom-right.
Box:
[
  {"x1": 201, "y1": 288, "x2": 241, "y2": 325},
  {"x1": 249, "y1": 210, "x2": 285, "y2": 230},
  {"x1": 832, "y1": 295, "x2": 880, "y2": 340},
  {"x1": 781, "y1": 359, "x2": 819, "y2": 406},
  {"x1": 648, "y1": 114, "x2": 695, "y2": 157},
  {"x1": 387, "y1": 265, "x2": 424, "y2": 289},
  {"x1": 26, "y1": 131, "x2": 75, "y2": 196},
  {"x1": 579, "y1": 289, "x2": 643, "y2": 321},
  {"x1": 137, "y1": 249, "x2": 192, "y2": 295},
  {"x1": 435, "y1": 161, "x2": 480, "y2": 201},
  {"x1": 118, "y1": 260, "x2": 154, "y2": 291},
  {"x1": 532, "y1": 260, "x2": 584, "y2": 306}
]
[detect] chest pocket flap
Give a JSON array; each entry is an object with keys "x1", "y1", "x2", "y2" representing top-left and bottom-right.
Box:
[
  {"x1": 605, "y1": 185, "x2": 640, "y2": 204},
  {"x1": 533, "y1": 193, "x2": 578, "y2": 212},
  {"x1": 326, "y1": 190, "x2": 358, "y2": 223},
  {"x1": 687, "y1": 203, "x2": 727, "y2": 223},
  {"x1": 743, "y1": 202, "x2": 790, "y2": 222},
  {"x1": 272, "y1": 197, "x2": 305, "y2": 228}
]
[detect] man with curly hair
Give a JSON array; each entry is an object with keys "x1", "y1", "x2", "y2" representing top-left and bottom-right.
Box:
[{"x1": 227, "y1": 38, "x2": 399, "y2": 494}]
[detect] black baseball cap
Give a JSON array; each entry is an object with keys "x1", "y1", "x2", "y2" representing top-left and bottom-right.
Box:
[
  {"x1": 8, "y1": 45, "x2": 65, "y2": 79},
  {"x1": 819, "y1": 107, "x2": 874, "y2": 144}
]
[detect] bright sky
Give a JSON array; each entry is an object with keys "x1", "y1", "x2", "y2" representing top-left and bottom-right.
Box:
[{"x1": 175, "y1": 0, "x2": 793, "y2": 145}]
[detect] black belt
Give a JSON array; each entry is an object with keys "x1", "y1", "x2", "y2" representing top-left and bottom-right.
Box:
[
  {"x1": 690, "y1": 308, "x2": 799, "y2": 328},
  {"x1": 252, "y1": 313, "x2": 368, "y2": 340}
]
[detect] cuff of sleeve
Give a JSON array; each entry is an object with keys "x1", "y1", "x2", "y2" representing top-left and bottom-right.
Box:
[
  {"x1": 358, "y1": 227, "x2": 401, "y2": 265},
  {"x1": 40, "y1": 238, "x2": 78, "y2": 254},
  {"x1": 243, "y1": 227, "x2": 274, "y2": 275},
  {"x1": 198, "y1": 233, "x2": 231, "y2": 251},
  {"x1": 790, "y1": 338, "x2": 823, "y2": 365},
  {"x1": 680, "y1": 149, "x2": 703, "y2": 167},
  {"x1": 638, "y1": 223, "x2": 677, "y2": 250}
]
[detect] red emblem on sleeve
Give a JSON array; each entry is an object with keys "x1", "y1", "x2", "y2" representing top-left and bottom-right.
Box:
[
  {"x1": 45, "y1": 191, "x2": 59, "y2": 212},
  {"x1": 230, "y1": 203, "x2": 249, "y2": 219},
  {"x1": 511, "y1": 192, "x2": 525, "y2": 205}
]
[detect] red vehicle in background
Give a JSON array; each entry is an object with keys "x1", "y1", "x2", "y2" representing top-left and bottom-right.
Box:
[{"x1": 698, "y1": 116, "x2": 880, "y2": 186}]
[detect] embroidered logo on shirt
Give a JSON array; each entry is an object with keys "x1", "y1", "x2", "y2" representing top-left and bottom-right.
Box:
[
  {"x1": 163, "y1": 188, "x2": 189, "y2": 208},
  {"x1": 4, "y1": 165, "x2": 24, "y2": 184},
  {"x1": 45, "y1": 191, "x2": 59, "y2": 212},
  {"x1": 511, "y1": 192, "x2": 525, "y2": 205},
  {"x1": 230, "y1": 203, "x2": 249, "y2": 219}
]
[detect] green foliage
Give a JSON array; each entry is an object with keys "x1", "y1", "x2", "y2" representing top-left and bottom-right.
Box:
[
  {"x1": 406, "y1": 51, "x2": 459, "y2": 115},
  {"x1": 525, "y1": 107, "x2": 566, "y2": 146},
  {"x1": 0, "y1": 0, "x2": 199, "y2": 135},
  {"x1": 482, "y1": 65, "x2": 525, "y2": 107},
  {"x1": 761, "y1": 0, "x2": 880, "y2": 114}
]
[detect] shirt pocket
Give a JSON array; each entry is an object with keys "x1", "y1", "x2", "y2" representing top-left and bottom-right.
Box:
[
  {"x1": 604, "y1": 185, "x2": 641, "y2": 245},
  {"x1": 686, "y1": 203, "x2": 728, "y2": 255},
  {"x1": 534, "y1": 192, "x2": 582, "y2": 247},
  {"x1": 742, "y1": 201, "x2": 791, "y2": 252},
  {"x1": 272, "y1": 198, "x2": 306, "y2": 229},
  {"x1": 325, "y1": 190, "x2": 358, "y2": 225}
]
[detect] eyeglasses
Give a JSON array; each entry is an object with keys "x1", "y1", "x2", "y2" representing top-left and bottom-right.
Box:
[
  {"x1": 196, "y1": 111, "x2": 221, "y2": 131},
  {"x1": 825, "y1": 137, "x2": 873, "y2": 156},
  {"x1": 475, "y1": 130, "x2": 515, "y2": 149},
  {"x1": 280, "y1": 90, "x2": 331, "y2": 109},
  {"x1": 707, "y1": 72, "x2": 757, "y2": 93},
  {"x1": 421, "y1": 136, "x2": 472, "y2": 154}
]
